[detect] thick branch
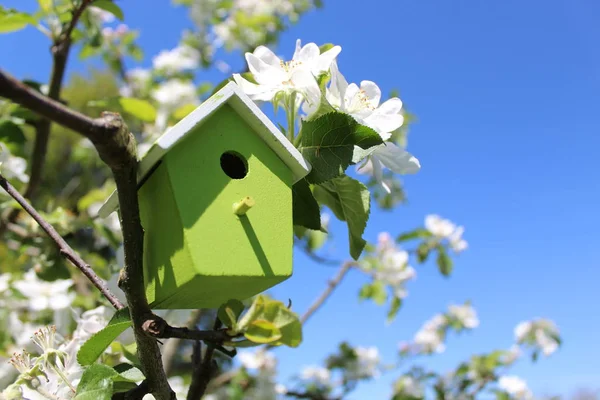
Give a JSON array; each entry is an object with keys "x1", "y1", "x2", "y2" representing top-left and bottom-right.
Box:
[
  {"x1": 0, "y1": 70, "x2": 173, "y2": 400},
  {"x1": 0, "y1": 173, "x2": 124, "y2": 310},
  {"x1": 301, "y1": 261, "x2": 355, "y2": 324},
  {"x1": 25, "y1": 0, "x2": 95, "y2": 200}
]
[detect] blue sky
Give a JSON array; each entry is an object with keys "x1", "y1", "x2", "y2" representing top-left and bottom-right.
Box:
[{"x1": 2, "y1": 0, "x2": 600, "y2": 398}]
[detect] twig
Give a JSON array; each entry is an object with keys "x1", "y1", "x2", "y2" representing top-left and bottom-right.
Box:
[
  {"x1": 0, "y1": 173, "x2": 124, "y2": 310},
  {"x1": 24, "y1": 0, "x2": 95, "y2": 201},
  {"x1": 163, "y1": 310, "x2": 205, "y2": 376},
  {"x1": 301, "y1": 261, "x2": 356, "y2": 324},
  {"x1": 141, "y1": 314, "x2": 233, "y2": 343},
  {"x1": 186, "y1": 341, "x2": 217, "y2": 400}
]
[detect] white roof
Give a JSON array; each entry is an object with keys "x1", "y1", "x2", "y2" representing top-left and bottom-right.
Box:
[{"x1": 98, "y1": 82, "x2": 311, "y2": 218}]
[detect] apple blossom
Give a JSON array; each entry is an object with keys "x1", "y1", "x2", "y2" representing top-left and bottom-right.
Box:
[
  {"x1": 300, "y1": 366, "x2": 331, "y2": 386},
  {"x1": 234, "y1": 39, "x2": 340, "y2": 107},
  {"x1": 356, "y1": 142, "x2": 421, "y2": 193},
  {"x1": 0, "y1": 142, "x2": 30, "y2": 183},
  {"x1": 12, "y1": 270, "x2": 75, "y2": 311},
  {"x1": 346, "y1": 346, "x2": 380, "y2": 379},
  {"x1": 153, "y1": 45, "x2": 200, "y2": 74},
  {"x1": 498, "y1": 376, "x2": 533, "y2": 400},
  {"x1": 425, "y1": 214, "x2": 468, "y2": 253},
  {"x1": 447, "y1": 303, "x2": 479, "y2": 329}
]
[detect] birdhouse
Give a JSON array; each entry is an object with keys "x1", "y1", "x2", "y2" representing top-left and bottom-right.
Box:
[{"x1": 98, "y1": 82, "x2": 311, "y2": 309}]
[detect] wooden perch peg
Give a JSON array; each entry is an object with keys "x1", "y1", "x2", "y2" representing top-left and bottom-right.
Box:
[{"x1": 233, "y1": 196, "x2": 255, "y2": 216}]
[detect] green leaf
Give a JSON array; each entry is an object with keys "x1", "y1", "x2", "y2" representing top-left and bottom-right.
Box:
[
  {"x1": 387, "y1": 296, "x2": 403, "y2": 323},
  {"x1": 0, "y1": 119, "x2": 26, "y2": 147},
  {"x1": 260, "y1": 300, "x2": 302, "y2": 347},
  {"x1": 306, "y1": 229, "x2": 328, "y2": 251},
  {"x1": 315, "y1": 176, "x2": 370, "y2": 260},
  {"x1": 74, "y1": 364, "x2": 118, "y2": 400},
  {"x1": 359, "y1": 282, "x2": 387, "y2": 305},
  {"x1": 236, "y1": 295, "x2": 302, "y2": 348},
  {"x1": 0, "y1": 12, "x2": 36, "y2": 34},
  {"x1": 218, "y1": 299, "x2": 245, "y2": 330},
  {"x1": 244, "y1": 320, "x2": 282, "y2": 344},
  {"x1": 436, "y1": 246, "x2": 453, "y2": 276},
  {"x1": 91, "y1": 0, "x2": 124, "y2": 20},
  {"x1": 301, "y1": 112, "x2": 383, "y2": 184},
  {"x1": 118, "y1": 98, "x2": 157, "y2": 123},
  {"x1": 171, "y1": 103, "x2": 197, "y2": 121},
  {"x1": 77, "y1": 308, "x2": 132, "y2": 366},
  {"x1": 112, "y1": 363, "x2": 145, "y2": 382},
  {"x1": 38, "y1": 0, "x2": 52, "y2": 12},
  {"x1": 416, "y1": 242, "x2": 430, "y2": 263},
  {"x1": 292, "y1": 178, "x2": 321, "y2": 230},
  {"x1": 397, "y1": 228, "x2": 432, "y2": 242}
]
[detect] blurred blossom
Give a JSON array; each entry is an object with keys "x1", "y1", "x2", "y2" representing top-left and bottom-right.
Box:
[
  {"x1": 102, "y1": 24, "x2": 129, "y2": 41},
  {"x1": 504, "y1": 345, "x2": 522, "y2": 365},
  {"x1": 239, "y1": 350, "x2": 277, "y2": 372},
  {"x1": 413, "y1": 314, "x2": 447, "y2": 354},
  {"x1": 72, "y1": 306, "x2": 113, "y2": 344},
  {"x1": 498, "y1": 376, "x2": 533, "y2": 400},
  {"x1": 346, "y1": 346, "x2": 380, "y2": 379},
  {"x1": 0, "y1": 273, "x2": 10, "y2": 293},
  {"x1": 152, "y1": 79, "x2": 199, "y2": 130},
  {"x1": 300, "y1": 366, "x2": 331, "y2": 386},
  {"x1": 366, "y1": 232, "x2": 416, "y2": 299},
  {"x1": 12, "y1": 270, "x2": 74, "y2": 311},
  {"x1": 425, "y1": 214, "x2": 468, "y2": 253},
  {"x1": 394, "y1": 375, "x2": 423, "y2": 398},
  {"x1": 0, "y1": 142, "x2": 30, "y2": 183},
  {"x1": 447, "y1": 303, "x2": 479, "y2": 329},
  {"x1": 153, "y1": 45, "x2": 200, "y2": 74},
  {"x1": 356, "y1": 143, "x2": 420, "y2": 194},
  {"x1": 88, "y1": 6, "x2": 115, "y2": 24},
  {"x1": 514, "y1": 318, "x2": 560, "y2": 356}
]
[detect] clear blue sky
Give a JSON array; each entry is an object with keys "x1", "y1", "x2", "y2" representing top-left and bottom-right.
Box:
[{"x1": 2, "y1": 0, "x2": 599, "y2": 398}]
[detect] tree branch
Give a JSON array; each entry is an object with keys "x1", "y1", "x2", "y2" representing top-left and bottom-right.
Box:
[
  {"x1": 301, "y1": 261, "x2": 356, "y2": 324},
  {"x1": 24, "y1": 0, "x2": 95, "y2": 201},
  {"x1": 0, "y1": 173, "x2": 124, "y2": 310},
  {"x1": 163, "y1": 310, "x2": 205, "y2": 376},
  {"x1": 187, "y1": 342, "x2": 217, "y2": 400},
  {"x1": 0, "y1": 70, "x2": 174, "y2": 400},
  {"x1": 141, "y1": 314, "x2": 234, "y2": 343}
]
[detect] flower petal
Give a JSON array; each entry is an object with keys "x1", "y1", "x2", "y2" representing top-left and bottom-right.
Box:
[
  {"x1": 360, "y1": 80, "x2": 382, "y2": 108},
  {"x1": 326, "y1": 61, "x2": 348, "y2": 110},
  {"x1": 233, "y1": 74, "x2": 279, "y2": 102},
  {"x1": 374, "y1": 143, "x2": 420, "y2": 174},
  {"x1": 290, "y1": 69, "x2": 320, "y2": 106},
  {"x1": 294, "y1": 42, "x2": 320, "y2": 65},
  {"x1": 253, "y1": 45, "x2": 281, "y2": 68},
  {"x1": 313, "y1": 45, "x2": 342, "y2": 74},
  {"x1": 245, "y1": 53, "x2": 286, "y2": 85}
]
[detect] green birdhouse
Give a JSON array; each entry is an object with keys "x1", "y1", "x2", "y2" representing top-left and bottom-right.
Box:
[{"x1": 99, "y1": 82, "x2": 311, "y2": 309}]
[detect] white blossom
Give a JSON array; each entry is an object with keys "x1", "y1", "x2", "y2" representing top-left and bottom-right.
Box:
[
  {"x1": 425, "y1": 214, "x2": 468, "y2": 253},
  {"x1": 514, "y1": 319, "x2": 560, "y2": 356},
  {"x1": 12, "y1": 270, "x2": 74, "y2": 311},
  {"x1": 0, "y1": 273, "x2": 10, "y2": 293},
  {"x1": 72, "y1": 306, "x2": 113, "y2": 343},
  {"x1": 413, "y1": 314, "x2": 447, "y2": 354},
  {"x1": 498, "y1": 376, "x2": 533, "y2": 400},
  {"x1": 368, "y1": 232, "x2": 416, "y2": 299},
  {"x1": 152, "y1": 79, "x2": 198, "y2": 109},
  {"x1": 238, "y1": 350, "x2": 277, "y2": 372},
  {"x1": 300, "y1": 366, "x2": 331, "y2": 386},
  {"x1": 88, "y1": 6, "x2": 115, "y2": 24},
  {"x1": 102, "y1": 24, "x2": 129, "y2": 41},
  {"x1": 347, "y1": 346, "x2": 380, "y2": 379},
  {"x1": 0, "y1": 142, "x2": 29, "y2": 183},
  {"x1": 326, "y1": 61, "x2": 403, "y2": 140},
  {"x1": 356, "y1": 143, "x2": 420, "y2": 193},
  {"x1": 448, "y1": 304, "x2": 479, "y2": 329},
  {"x1": 394, "y1": 376, "x2": 423, "y2": 398},
  {"x1": 234, "y1": 39, "x2": 340, "y2": 107},
  {"x1": 153, "y1": 45, "x2": 200, "y2": 74}
]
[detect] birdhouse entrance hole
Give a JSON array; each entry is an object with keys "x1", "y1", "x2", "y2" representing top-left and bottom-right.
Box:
[{"x1": 220, "y1": 151, "x2": 248, "y2": 179}]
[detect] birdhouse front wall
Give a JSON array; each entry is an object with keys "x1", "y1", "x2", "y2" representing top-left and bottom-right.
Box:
[{"x1": 138, "y1": 104, "x2": 294, "y2": 309}]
